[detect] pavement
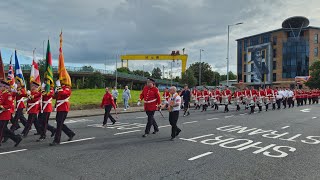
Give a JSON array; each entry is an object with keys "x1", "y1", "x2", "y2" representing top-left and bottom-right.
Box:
[{"x1": 1, "y1": 104, "x2": 320, "y2": 179}]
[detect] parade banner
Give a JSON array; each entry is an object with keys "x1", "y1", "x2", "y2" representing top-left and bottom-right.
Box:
[{"x1": 58, "y1": 31, "x2": 71, "y2": 87}]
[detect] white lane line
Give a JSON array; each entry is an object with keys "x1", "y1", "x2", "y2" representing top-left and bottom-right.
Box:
[
  {"x1": 207, "y1": 118, "x2": 219, "y2": 121},
  {"x1": 135, "y1": 116, "x2": 147, "y2": 119},
  {"x1": 180, "y1": 134, "x2": 215, "y2": 142},
  {"x1": 240, "y1": 113, "x2": 248, "y2": 116},
  {"x1": 0, "y1": 149, "x2": 28, "y2": 155},
  {"x1": 300, "y1": 108, "x2": 311, "y2": 113},
  {"x1": 159, "y1": 125, "x2": 171, "y2": 128},
  {"x1": 225, "y1": 115, "x2": 234, "y2": 118},
  {"x1": 114, "y1": 130, "x2": 141, "y2": 135},
  {"x1": 183, "y1": 121, "x2": 198, "y2": 124},
  {"x1": 312, "y1": 117, "x2": 317, "y2": 119},
  {"x1": 281, "y1": 126, "x2": 290, "y2": 129},
  {"x1": 65, "y1": 119, "x2": 93, "y2": 124},
  {"x1": 188, "y1": 152, "x2": 213, "y2": 161},
  {"x1": 60, "y1": 137, "x2": 96, "y2": 144}
]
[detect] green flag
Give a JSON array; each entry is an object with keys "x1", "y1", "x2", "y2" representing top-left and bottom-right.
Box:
[{"x1": 45, "y1": 40, "x2": 54, "y2": 93}]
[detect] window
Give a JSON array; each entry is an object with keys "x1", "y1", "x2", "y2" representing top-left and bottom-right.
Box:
[
  {"x1": 314, "y1": 34, "x2": 318, "y2": 44},
  {"x1": 273, "y1": 36, "x2": 277, "y2": 45},
  {"x1": 244, "y1": 64, "x2": 247, "y2": 72},
  {"x1": 244, "y1": 39, "x2": 248, "y2": 50},
  {"x1": 273, "y1": 49, "x2": 277, "y2": 58},
  {"x1": 244, "y1": 75, "x2": 247, "y2": 83},
  {"x1": 273, "y1": 73, "x2": 277, "y2": 82},
  {"x1": 244, "y1": 54, "x2": 247, "y2": 62},
  {"x1": 273, "y1": 61, "x2": 277, "y2": 70},
  {"x1": 261, "y1": 50, "x2": 266, "y2": 59},
  {"x1": 251, "y1": 63, "x2": 254, "y2": 72},
  {"x1": 314, "y1": 47, "x2": 318, "y2": 56}
]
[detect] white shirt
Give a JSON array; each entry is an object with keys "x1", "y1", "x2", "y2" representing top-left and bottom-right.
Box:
[
  {"x1": 288, "y1": 90, "x2": 294, "y2": 97},
  {"x1": 277, "y1": 90, "x2": 283, "y2": 99},
  {"x1": 168, "y1": 93, "x2": 181, "y2": 111},
  {"x1": 112, "y1": 89, "x2": 118, "y2": 99},
  {"x1": 283, "y1": 90, "x2": 289, "y2": 98}
]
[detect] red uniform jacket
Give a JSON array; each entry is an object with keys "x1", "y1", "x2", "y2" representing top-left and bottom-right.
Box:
[
  {"x1": 234, "y1": 91, "x2": 242, "y2": 98},
  {"x1": 101, "y1": 92, "x2": 116, "y2": 109},
  {"x1": 14, "y1": 88, "x2": 27, "y2": 109},
  {"x1": 140, "y1": 86, "x2": 161, "y2": 112},
  {"x1": 54, "y1": 86, "x2": 71, "y2": 112},
  {"x1": 163, "y1": 91, "x2": 170, "y2": 101},
  {"x1": 27, "y1": 91, "x2": 42, "y2": 114},
  {"x1": 258, "y1": 90, "x2": 265, "y2": 97},
  {"x1": 0, "y1": 90, "x2": 14, "y2": 120},
  {"x1": 265, "y1": 88, "x2": 272, "y2": 98},
  {"x1": 196, "y1": 90, "x2": 202, "y2": 100},
  {"x1": 42, "y1": 89, "x2": 54, "y2": 113},
  {"x1": 249, "y1": 89, "x2": 258, "y2": 101},
  {"x1": 203, "y1": 90, "x2": 209, "y2": 101},
  {"x1": 222, "y1": 89, "x2": 232, "y2": 101}
]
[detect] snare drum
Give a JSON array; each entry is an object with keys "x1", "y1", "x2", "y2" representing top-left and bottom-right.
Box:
[
  {"x1": 199, "y1": 98, "x2": 206, "y2": 106},
  {"x1": 222, "y1": 96, "x2": 229, "y2": 105}
]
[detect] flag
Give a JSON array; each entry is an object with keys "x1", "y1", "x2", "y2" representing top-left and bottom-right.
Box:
[
  {"x1": 30, "y1": 49, "x2": 41, "y2": 86},
  {"x1": 7, "y1": 54, "x2": 15, "y2": 86},
  {"x1": 14, "y1": 50, "x2": 26, "y2": 87},
  {"x1": 0, "y1": 50, "x2": 5, "y2": 81},
  {"x1": 44, "y1": 39, "x2": 54, "y2": 92},
  {"x1": 58, "y1": 31, "x2": 71, "y2": 87}
]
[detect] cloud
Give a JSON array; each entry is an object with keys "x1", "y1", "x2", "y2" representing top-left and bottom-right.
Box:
[{"x1": 0, "y1": 0, "x2": 320, "y2": 75}]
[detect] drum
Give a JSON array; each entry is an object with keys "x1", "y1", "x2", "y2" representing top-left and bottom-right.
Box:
[
  {"x1": 210, "y1": 97, "x2": 217, "y2": 105},
  {"x1": 222, "y1": 96, "x2": 229, "y2": 105},
  {"x1": 264, "y1": 97, "x2": 270, "y2": 105},
  {"x1": 234, "y1": 97, "x2": 241, "y2": 105},
  {"x1": 247, "y1": 97, "x2": 254, "y2": 107},
  {"x1": 256, "y1": 97, "x2": 263, "y2": 106},
  {"x1": 199, "y1": 98, "x2": 206, "y2": 106}
]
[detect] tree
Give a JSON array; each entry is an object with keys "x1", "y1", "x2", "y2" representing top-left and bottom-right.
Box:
[
  {"x1": 117, "y1": 67, "x2": 131, "y2": 74},
  {"x1": 220, "y1": 71, "x2": 237, "y2": 81},
  {"x1": 132, "y1": 70, "x2": 151, "y2": 77},
  {"x1": 81, "y1": 65, "x2": 94, "y2": 72},
  {"x1": 188, "y1": 62, "x2": 219, "y2": 86},
  {"x1": 38, "y1": 59, "x2": 46, "y2": 81},
  {"x1": 306, "y1": 59, "x2": 320, "y2": 89},
  {"x1": 84, "y1": 72, "x2": 105, "y2": 88},
  {"x1": 151, "y1": 67, "x2": 162, "y2": 79},
  {"x1": 180, "y1": 69, "x2": 197, "y2": 87}
]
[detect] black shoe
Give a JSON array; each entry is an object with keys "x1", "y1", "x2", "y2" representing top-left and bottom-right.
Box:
[
  {"x1": 152, "y1": 130, "x2": 159, "y2": 134},
  {"x1": 2, "y1": 137, "x2": 9, "y2": 143},
  {"x1": 36, "y1": 137, "x2": 46, "y2": 142},
  {"x1": 176, "y1": 129, "x2": 181, "y2": 136},
  {"x1": 34, "y1": 132, "x2": 40, "y2": 135},
  {"x1": 142, "y1": 134, "x2": 148, "y2": 137},
  {"x1": 51, "y1": 130, "x2": 56, "y2": 137},
  {"x1": 170, "y1": 137, "x2": 175, "y2": 141},
  {"x1": 68, "y1": 134, "x2": 75, "y2": 141},
  {"x1": 49, "y1": 142, "x2": 59, "y2": 146},
  {"x1": 112, "y1": 121, "x2": 116, "y2": 125},
  {"x1": 14, "y1": 136, "x2": 22, "y2": 147},
  {"x1": 187, "y1": 112, "x2": 190, "y2": 116}
]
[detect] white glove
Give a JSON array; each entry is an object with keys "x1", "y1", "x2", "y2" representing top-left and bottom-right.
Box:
[
  {"x1": 27, "y1": 90, "x2": 31, "y2": 96},
  {"x1": 56, "y1": 80, "x2": 61, "y2": 87},
  {"x1": 13, "y1": 83, "x2": 17, "y2": 89},
  {"x1": 137, "y1": 101, "x2": 141, "y2": 106},
  {"x1": 11, "y1": 88, "x2": 17, "y2": 93},
  {"x1": 42, "y1": 83, "x2": 46, "y2": 89}
]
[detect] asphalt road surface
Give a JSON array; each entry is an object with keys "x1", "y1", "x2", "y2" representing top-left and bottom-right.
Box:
[{"x1": 1, "y1": 104, "x2": 320, "y2": 180}]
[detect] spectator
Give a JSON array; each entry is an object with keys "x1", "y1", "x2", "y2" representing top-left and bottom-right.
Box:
[
  {"x1": 112, "y1": 86, "x2": 118, "y2": 107},
  {"x1": 123, "y1": 86, "x2": 131, "y2": 110}
]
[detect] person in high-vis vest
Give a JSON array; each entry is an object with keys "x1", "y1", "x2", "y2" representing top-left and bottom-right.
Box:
[
  {"x1": 50, "y1": 80, "x2": 76, "y2": 146},
  {"x1": 21, "y1": 82, "x2": 42, "y2": 137},
  {"x1": 0, "y1": 80, "x2": 22, "y2": 147},
  {"x1": 139, "y1": 78, "x2": 161, "y2": 138}
]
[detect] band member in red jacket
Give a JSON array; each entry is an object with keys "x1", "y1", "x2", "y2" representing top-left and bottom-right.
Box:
[
  {"x1": 139, "y1": 78, "x2": 161, "y2": 137},
  {"x1": 37, "y1": 83, "x2": 57, "y2": 141},
  {"x1": 202, "y1": 87, "x2": 209, "y2": 112},
  {"x1": 257, "y1": 87, "x2": 265, "y2": 112},
  {"x1": 233, "y1": 88, "x2": 242, "y2": 111},
  {"x1": 10, "y1": 79, "x2": 27, "y2": 131},
  {"x1": 163, "y1": 88, "x2": 170, "y2": 103},
  {"x1": 264, "y1": 86, "x2": 272, "y2": 111},
  {"x1": 249, "y1": 86, "x2": 257, "y2": 114},
  {"x1": 222, "y1": 86, "x2": 231, "y2": 113},
  {"x1": 21, "y1": 82, "x2": 42, "y2": 137},
  {"x1": 50, "y1": 81, "x2": 76, "y2": 146},
  {"x1": 0, "y1": 80, "x2": 22, "y2": 147},
  {"x1": 100, "y1": 87, "x2": 118, "y2": 127},
  {"x1": 213, "y1": 87, "x2": 221, "y2": 110},
  {"x1": 196, "y1": 89, "x2": 202, "y2": 110}
]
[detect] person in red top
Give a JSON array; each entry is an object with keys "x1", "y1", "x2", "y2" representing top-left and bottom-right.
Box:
[
  {"x1": 50, "y1": 81, "x2": 76, "y2": 146},
  {"x1": 265, "y1": 86, "x2": 272, "y2": 111},
  {"x1": 307, "y1": 89, "x2": 312, "y2": 105},
  {"x1": 21, "y1": 82, "x2": 42, "y2": 137},
  {"x1": 257, "y1": 87, "x2": 265, "y2": 112},
  {"x1": 233, "y1": 88, "x2": 242, "y2": 111},
  {"x1": 0, "y1": 80, "x2": 22, "y2": 147},
  {"x1": 222, "y1": 86, "x2": 231, "y2": 113},
  {"x1": 213, "y1": 87, "x2": 221, "y2": 110},
  {"x1": 196, "y1": 89, "x2": 202, "y2": 110},
  {"x1": 139, "y1": 78, "x2": 161, "y2": 137},
  {"x1": 163, "y1": 88, "x2": 170, "y2": 103},
  {"x1": 202, "y1": 87, "x2": 209, "y2": 112},
  {"x1": 37, "y1": 83, "x2": 57, "y2": 141},
  {"x1": 100, "y1": 87, "x2": 118, "y2": 127},
  {"x1": 249, "y1": 86, "x2": 257, "y2": 114},
  {"x1": 10, "y1": 79, "x2": 27, "y2": 131}
]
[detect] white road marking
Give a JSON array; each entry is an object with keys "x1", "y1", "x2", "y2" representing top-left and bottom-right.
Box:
[
  {"x1": 240, "y1": 113, "x2": 248, "y2": 116},
  {"x1": 300, "y1": 108, "x2": 311, "y2": 113},
  {"x1": 225, "y1": 115, "x2": 234, "y2": 118},
  {"x1": 65, "y1": 119, "x2": 93, "y2": 124},
  {"x1": 159, "y1": 125, "x2": 171, "y2": 128},
  {"x1": 114, "y1": 130, "x2": 142, "y2": 135},
  {"x1": 183, "y1": 121, "x2": 198, "y2": 124},
  {"x1": 60, "y1": 137, "x2": 96, "y2": 144},
  {"x1": 281, "y1": 126, "x2": 290, "y2": 129},
  {"x1": 135, "y1": 116, "x2": 147, "y2": 119},
  {"x1": 180, "y1": 134, "x2": 215, "y2": 142},
  {"x1": 312, "y1": 117, "x2": 317, "y2": 119},
  {"x1": 188, "y1": 152, "x2": 213, "y2": 161},
  {"x1": 207, "y1": 118, "x2": 219, "y2": 121},
  {"x1": 0, "y1": 149, "x2": 28, "y2": 155}
]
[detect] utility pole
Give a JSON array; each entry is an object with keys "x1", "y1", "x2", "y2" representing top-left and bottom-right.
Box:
[
  {"x1": 163, "y1": 65, "x2": 165, "y2": 79},
  {"x1": 143, "y1": 65, "x2": 145, "y2": 77},
  {"x1": 115, "y1": 54, "x2": 118, "y2": 88},
  {"x1": 199, "y1": 49, "x2": 204, "y2": 86}
]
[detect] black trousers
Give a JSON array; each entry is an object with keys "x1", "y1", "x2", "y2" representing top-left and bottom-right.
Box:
[
  {"x1": 169, "y1": 111, "x2": 180, "y2": 138},
  {"x1": 22, "y1": 113, "x2": 39, "y2": 136},
  {"x1": 183, "y1": 101, "x2": 190, "y2": 112},
  {"x1": 0, "y1": 121, "x2": 20, "y2": 144},
  {"x1": 38, "y1": 112, "x2": 56, "y2": 138},
  {"x1": 288, "y1": 97, "x2": 293, "y2": 108},
  {"x1": 308, "y1": 98, "x2": 312, "y2": 105},
  {"x1": 145, "y1": 111, "x2": 158, "y2": 134},
  {"x1": 54, "y1": 111, "x2": 75, "y2": 143},
  {"x1": 276, "y1": 99, "x2": 282, "y2": 109},
  {"x1": 282, "y1": 98, "x2": 287, "y2": 108},
  {"x1": 303, "y1": 98, "x2": 307, "y2": 105},
  {"x1": 10, "y1": 108, "x2": 27, "y2": 131},
  {"x1": 103, "y1": 105, "x2": 116, "y2": 125}
]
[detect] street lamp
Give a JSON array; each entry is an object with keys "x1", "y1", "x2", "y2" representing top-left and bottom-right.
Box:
[
  {"x1": 227, "y1": 22, "x2": 243, "y2": 86},
  {"x1": 199, "y1": 49, "x2": 204, "y2": 86}
]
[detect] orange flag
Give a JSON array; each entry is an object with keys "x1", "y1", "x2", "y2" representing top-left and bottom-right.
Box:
[{"x1": 58, "y1": 31, "x2": 71, "y2": 87}]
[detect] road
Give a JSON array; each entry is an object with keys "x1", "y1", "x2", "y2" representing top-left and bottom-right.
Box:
[{"x1": 1, "y1": 104, "x2": 320, "y2": 180}]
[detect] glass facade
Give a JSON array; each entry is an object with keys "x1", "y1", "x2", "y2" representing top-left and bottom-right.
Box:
[
  {"x1": 237, "y1": 41, "x2": 242, "y2": 82},
  {"x1": 282, "y1": 37, "x2": 309, "y2": 78}
]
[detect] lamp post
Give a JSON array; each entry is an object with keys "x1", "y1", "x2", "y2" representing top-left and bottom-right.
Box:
[
  {"x1": 227, "y1": 22, "x2": 243, "y2": 86},
  {"x1": 199, "y1": 49, "x2": 204, "y2": 86},
  {"x1": 115, "y1": 54, "x2": 118, "y2": 88}
]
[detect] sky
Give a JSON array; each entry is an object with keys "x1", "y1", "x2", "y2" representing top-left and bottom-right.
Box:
[{"x1": 1, "y1": 0, "x2": 320, "y2": 77}]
